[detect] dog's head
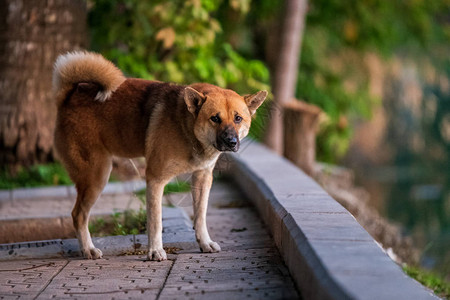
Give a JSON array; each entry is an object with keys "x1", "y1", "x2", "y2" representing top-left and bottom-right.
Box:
[{"x1": 184, "y1": 83, "x2": 267, "y2": 152}]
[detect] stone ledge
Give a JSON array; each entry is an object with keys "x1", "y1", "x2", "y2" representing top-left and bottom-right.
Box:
[
  {"x1": 226, "y1": 140, "x2": 438, "y2": 300},
  {"x1": 0, "y1": 180, "x2": 146, "y2": 202}
]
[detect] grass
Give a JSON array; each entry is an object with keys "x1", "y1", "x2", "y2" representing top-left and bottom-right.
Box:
[
  {"x1": 163, "y1": 180, "x2": 191, "y2": 195},
  {"x1": 0, "y1": 163, "x2": 72, "y2": 189},
  {"x1": 403, "y1": 265, "x2": 450, "y2": 299},
  {"x1": 90, "y1": 209, "x2": 148, "y2": 236},
  {"x1": 0, "y1": 162, "x2": 121, "y2": 189},
  {"x1": 134, "y1": 180, "x2": 191, "y2": 197},
  {"x1": 90, "y1": 179, "x2": 191, "y2": 237}
]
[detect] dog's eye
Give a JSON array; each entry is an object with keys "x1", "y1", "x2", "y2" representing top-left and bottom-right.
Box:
[
  {"x1": 210, "y1": 115, "x2": 221, "y2": 123},
  {"x1": 234, "y1": 115, "x2": 243, "y2": 123}
]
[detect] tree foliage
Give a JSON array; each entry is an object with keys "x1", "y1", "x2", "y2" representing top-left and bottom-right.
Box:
[
  {"x1": 88, "y1": 0, "x2": 269, "y2": 93},
  {"x1": 88, "y1": 0, "x2": 449, "y2": 163},
  {"x1": 296, "y1": 0, "x2": 449, "y2": 162}
]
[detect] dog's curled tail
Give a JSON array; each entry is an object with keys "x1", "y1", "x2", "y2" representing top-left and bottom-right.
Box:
[{"x1": 52, "y1": 51, "x2": 125, "y2": 106}]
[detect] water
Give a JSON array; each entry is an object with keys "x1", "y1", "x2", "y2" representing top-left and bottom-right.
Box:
[
  {"x1": 360, "y1": 165, "x2": 450, "y2": 278},
  {"x1": 348, "y1": 68, "x2": 450, "y2": 279}
]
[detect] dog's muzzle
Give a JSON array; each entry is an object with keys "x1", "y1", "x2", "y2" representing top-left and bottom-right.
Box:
[{"x1": 216, "y1": 128, "x2": 239, "y2": 152}]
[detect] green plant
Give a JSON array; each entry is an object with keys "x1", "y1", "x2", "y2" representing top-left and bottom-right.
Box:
[
  {"x1": 0, "y1": 163, "x2": 72, "y2": 189},
  {"x1": 247, "y1": 0, "x2": 449, "y2": 162},
  {"x1": 163, "y1": 180, "x2": 191, "y2": 195},
  {"x1": 0, "y1": 162, "x2": 120, "y2": 189},
  {"x1": 403, "y1": 265, "x2": 450, "y2": 299},
  {"x1": 90, "y1": 180, "x2": 191, "y2": 236},
  {"x1": 89, "y1": 209, "x2": 147, "y2": 237},
  {"x1": 134, "y1": 180, "x2": 191, "y2": 198},
  {"x1": 88, "y1": 0, "x2": 269, "y2": 93},
  {"x1": 293, "y1": 0, "x2": 449, "y2": 162}
]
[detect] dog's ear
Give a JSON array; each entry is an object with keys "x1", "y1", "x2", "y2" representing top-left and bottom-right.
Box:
[
  {"x1": 184, "y1": 87, "x2": 206, "y2": 116},
  {"x1": 244, "y1": 91, "x2": 268, "y2": 115}
]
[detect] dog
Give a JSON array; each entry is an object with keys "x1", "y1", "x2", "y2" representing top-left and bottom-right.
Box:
[{"x1": 52, "y1": 51, "x2": 267, "y2": 261}]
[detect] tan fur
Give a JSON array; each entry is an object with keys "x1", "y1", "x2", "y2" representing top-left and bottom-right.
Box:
[
  {"x1": 53, "y1": 51, "x2": 126, "y2": 105},
  {"x1": 53, "y1": 51, "x2": 267, "y2": 261}
]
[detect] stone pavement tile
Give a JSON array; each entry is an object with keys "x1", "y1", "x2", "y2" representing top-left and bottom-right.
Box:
[
  {"x1": 91, "y1": 193, "x2": 143, "y2": 216},
  {"x1": 0, "y1": 259, "x2": 68, "y2": 299},
  {"x1": 159, "y1": 249, "x2": 298, "y2": 300},
  {"x1": 208, "y1": 182, "x2": 246, "y2": 199},
  {"x1": 7, "y1": 181, "x2": 146, "y2": 202},
  {"x1": 206, "y1": 208, "x2": 264, "y2": 228},
  {"x1": 0, "y1": 198, "x2": 73, "y2": 220},
  {"x1": 162, "y1": 220, "x2": 193, "y2": 234},
  {"x1": 0, "y1": 177, "x2": 300, "y2": 299},
  {"x1": 164, "y1": 193, "x2": 192, "y2": 208},
  {"x1": 162, "y1": 206, "x2": 190, "y2": 220},
  {"x1": 12, "y1": 186, "x2": 69, "y2": 201},
  {"x1": 36, "y1": 256, "x2": 172, "y2": 300},
  {"x1": 165, "y1": 180, "x2": 300, "y2": 300},
  {"x1": 167, "y1": 181, "x2": 247, "y2": 211},
  {"x1": 61, "y1": 235, "x2": 136, "y2": 257},
  {"x1": 203, "y1": 208, "x2": 276, "y2": 251},
  {"x1": 160, "y1": 286, "x2": 297, "y2": 300},
  {"x1": 0, "y1": 190, "x2": 12, "y2": 202},
  {"x1": 213, "y1": 237, "x2": 275, "y2": 251},
  {"x1": 131, "y1": 232, "x2": 197, "y2": 252},
  {"x1": 120, "y1": 180, "x2": 146, "y2": 194},
  {"x1": 100, "y1": 180, "x2": 146, "y2": 196},
  {"x1": 37, "y1": 289, "x2": 160, "y2": 300},
  {"x1": 1, "y1": 240, "x2": 65, "y2": 260},
  {"x1": 0, "y1": 193, "x2": 142, "y2": 220},
  {"x1": 1, "y1": 216, "x2": 196, "y2": 261}
]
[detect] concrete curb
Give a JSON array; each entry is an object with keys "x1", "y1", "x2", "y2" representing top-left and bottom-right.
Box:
[
  {"x1": 0, "y1": 180, "x2": 146, "y2": 202},
  {"x1": 0, "y1": 207, "x2": 196, "y2": 260},
  {"x1": 226, "y1": 141, "x2": 438, "y2": 300}
]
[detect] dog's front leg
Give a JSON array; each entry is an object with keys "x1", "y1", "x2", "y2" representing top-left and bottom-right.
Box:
[
  {"x1": 192, "y1": 168, "x2": 221, "y2": 253},
  {"x1": 146, "y1": 179, "x2": 167, "y2": 261}
]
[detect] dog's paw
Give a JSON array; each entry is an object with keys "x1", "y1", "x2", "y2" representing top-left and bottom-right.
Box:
[
  {"x1": 82, "y1": 247, "x2": 103, "y2": 259},
  {"x1": 147, "y1": 248, "x2": 167, "y2": 261},
  {"x1": 200, "y1": 241, "x2": 221, "y2": 253}
]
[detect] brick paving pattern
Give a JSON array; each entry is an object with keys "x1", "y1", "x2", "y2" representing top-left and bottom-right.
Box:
[{"x1": 0, "y1": 179, "x2": 299, "y2": 299}]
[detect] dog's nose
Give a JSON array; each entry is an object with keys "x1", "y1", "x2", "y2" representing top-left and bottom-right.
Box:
[
  {"x1": 220, "y1": 131, "x2": 237, "y2": 147},
  {"x1": 224, "y1": 136, "x2": 237, "y2": 147}
]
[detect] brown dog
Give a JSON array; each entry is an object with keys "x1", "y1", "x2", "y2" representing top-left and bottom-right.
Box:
[{"x1": 52, "y1": 51, "x2": 267, "y2": 261}]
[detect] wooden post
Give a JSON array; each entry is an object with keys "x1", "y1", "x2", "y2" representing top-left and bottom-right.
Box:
[
  {"x1": 264, "y1": 0, "x2": 308, "y2": 154},
  {"x1": 283, "y1": 100, "x2": 322, "y2": 176}
]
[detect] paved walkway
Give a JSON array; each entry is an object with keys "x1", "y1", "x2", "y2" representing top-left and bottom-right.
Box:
[
  {"x1": 0, "y1": 179, "x2": 299, "y2": 299},
  {"x1": 0, "y1": 181, "x2": 145, "y2": 244}
]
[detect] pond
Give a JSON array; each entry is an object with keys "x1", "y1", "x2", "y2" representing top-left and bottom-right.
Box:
[
  {"x1": 348, "y1": 75, "x2": 450, "y2": 279},
  {"x1": 357, "y1": 164, "x2": 449, "y2": 279}
]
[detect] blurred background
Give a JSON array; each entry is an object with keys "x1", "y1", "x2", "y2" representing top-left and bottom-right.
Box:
[{"x1": 0, "y1": 0, "x2": 449, "y2": 282}]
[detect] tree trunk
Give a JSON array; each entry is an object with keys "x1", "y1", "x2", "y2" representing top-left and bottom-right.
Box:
[
  {"x1": 0, "y1": 0, "x2": 87, "y2": 169},
  {"x1": 264, "y1": 0, "x2": 308, "y2": 154},
  {"x1": 283, "y1": 100, "x2": 321, "y2": 176}
]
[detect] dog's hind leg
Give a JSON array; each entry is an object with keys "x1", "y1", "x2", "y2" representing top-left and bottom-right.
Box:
[
  {"x1": 192, "y1": 168, "x2": 221, "y2": 253},
  {"x1": 70, "y1": 155, "x2": 112, "y2": 259}
]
